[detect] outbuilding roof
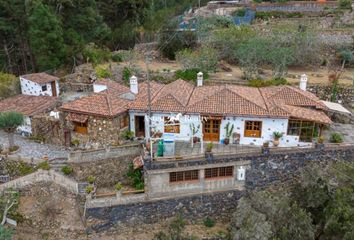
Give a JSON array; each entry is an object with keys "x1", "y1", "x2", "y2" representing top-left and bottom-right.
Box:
[
  {"x1": 21, "y1": 73, "x2": 59, "y2": 84},
  {"x1": 0, "y1": 95, "x2": 58, "y2": 116}
]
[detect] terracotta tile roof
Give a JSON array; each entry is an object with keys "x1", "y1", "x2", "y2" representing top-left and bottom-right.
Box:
[
  {"x1": 0, "y1": 95, "x2": 58, "y2": 116},
  {"x1": 60, "y1": 91, "x2": 130, "y2": 117},
  {"x1": 281, "y1": 105, "x2": 332, "y2": 124},
  {"x1": 260, "y1": 86, "x2": 326, "y2": 110},
  {"x1": 21, "y1": 72, "x2": 59, "y2": 84},
  {"x1": 128, "y1": 81, "x2": 165, "y2": 111},
  {"x1": 149, "y1": 79, "x2": 195, "y2": 112},
  {"x1": 129, "y1": 80, "x2": 331, "y2": 124}
]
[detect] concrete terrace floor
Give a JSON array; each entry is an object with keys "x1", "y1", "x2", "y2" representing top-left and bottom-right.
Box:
[{"x1": 0, "y1": 131, "x2": 68, "y2": 160}]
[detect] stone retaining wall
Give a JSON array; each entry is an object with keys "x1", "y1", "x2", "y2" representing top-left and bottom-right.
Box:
[
  {"x1": 307, "y1": 84, "x2": 354, "y2": 107},
  {"x1": 68, "y1": 143, "x2": 142, "y2": 163},
  {"x1": 86, "y1": 189, "x2": 244, "y2": 233},
  {"x1": 0, "y1": 169, "x2": 79, "y2": 194},
  {"x1": 85, "y1": 145, "x2": 354, "y2": 232}
]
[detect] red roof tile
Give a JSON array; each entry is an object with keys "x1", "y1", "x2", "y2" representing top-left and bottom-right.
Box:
[
  {"x1": 21, "y1": 73, "x2": 59, "y2": 84},
  {"x1": 60, "y1": 91, "x2": 130, "y2": 117},
  {"x1": 129, "y1": 80, "x2": 331, "y2": 124},
  {"x1": 0, "y1": 95, "x2": 58, "y2": 116}
]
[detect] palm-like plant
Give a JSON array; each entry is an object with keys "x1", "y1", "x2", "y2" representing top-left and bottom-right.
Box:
[{"x1": 0, "y1": 111, "x2": 24, "y2": 148}]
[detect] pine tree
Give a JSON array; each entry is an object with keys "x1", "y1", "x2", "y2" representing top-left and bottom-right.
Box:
[{"x1": 28, "y1": 2, "x2": 66, "y2": 71}]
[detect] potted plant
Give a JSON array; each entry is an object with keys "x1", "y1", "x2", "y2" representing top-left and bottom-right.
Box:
[
  {"x1": 262, "y1": 141, "x2": 270, "y2": 155},
  {"x1": 205, "y1": 142, "x2": 214, "y2": 161},
  {"x1": 224, "y1": 122, "x2": 234, "y2": 145},
  {"x1": 115, "y1": 182, "x2": 123, "y2": 198},
  {"x1": 315, "y1": 136, "x2": 325, "y2": 149},
  {"x1": 273, "y1": 131, "x2": 283, "y2": 147}
]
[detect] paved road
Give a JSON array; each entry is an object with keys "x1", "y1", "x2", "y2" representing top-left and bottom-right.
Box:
[{"x1": 0, "y1": 131, "x2": 68, "y2": 160}]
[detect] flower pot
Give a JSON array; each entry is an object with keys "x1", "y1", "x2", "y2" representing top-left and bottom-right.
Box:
[
  {"x1": 224, "y1": 138, "x2": 230, "y2": 145},
  {"x1": 315, "y1": 143, "x2": 325, "y2": 150},
  {"x1": 205, "y1": 152, "x2": 213, "y2": 162},
  {"x1": 273, "y1": 138, "x2": 280, "y2": 147},
  {"x1": 262, "y1": 146, "x2": 270, "y2": 155}
]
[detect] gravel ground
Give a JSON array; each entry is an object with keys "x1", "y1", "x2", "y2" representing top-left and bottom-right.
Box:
[{"x1": 0, "y1": 131, "x2": 68, "y2": 159}]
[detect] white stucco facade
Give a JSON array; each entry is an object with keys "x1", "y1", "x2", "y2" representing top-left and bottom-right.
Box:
[
  {"x1": 20, "y1": 77, "x2": 59, "y2": 97},
  {"x1": 129, "y1": 111, "x2": 312, "y2": 147},
  {"x1": 17, "y1": 116, "x2": 32, "y2": 135}
]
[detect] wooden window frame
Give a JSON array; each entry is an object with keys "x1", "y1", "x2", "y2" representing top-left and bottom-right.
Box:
[
  {"x1": 287, "y1": 119, "x2": 315, "y2": 142},
  {"x1": 169, "y1": 170, "x2": 199, "y2": 183},
  {"x1": 287, "y1": 120, "x2": 301, "y2": 136},
  {"x1": 73, "y1": 121, "x2": 88, "y2": 134},
  {"x1": 205, "y1": 166, "x2": 234, "y2": 179},
  {"x1": 164, "y1": 117, "x2": 180, "y2": 134},
  {"x1": 244, "y1": 121, "x2": 262, "y2": 138}
]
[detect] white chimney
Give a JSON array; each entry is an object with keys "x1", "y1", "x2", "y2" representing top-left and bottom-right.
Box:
[
  {"x1": 197, "y1": 72, "x2": 203, "y2": 87},
  {"x1": 299, "y1": 74, "x2": 308, "y2": 91},
  {"x1": 130, "y1": 75, "x2": 138, "y2": 94}
]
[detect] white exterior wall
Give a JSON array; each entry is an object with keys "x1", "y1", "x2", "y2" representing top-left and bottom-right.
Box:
[
  {"x1": 93, "y1": 83, "x2": 107, "y2": 93},
  {"x1": 129, "y1": 111, "x2": 310, "y2": 147},
  {"x1": 146, "y1": 161, "x2": 250, "y2": 198},
  {"x1": 17, "y1": 116, "x2": 32, "y2": 135},
  {"x1": 20, "y1": 77, "x2": 59, "y2": 96}
]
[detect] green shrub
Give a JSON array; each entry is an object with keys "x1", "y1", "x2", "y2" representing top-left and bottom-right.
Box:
[
  {"x1": 339, "y1": 0, "x2": 352, "y2": 9},
  {"x1": 87, "y1": 175, "x2": 96, "y2": 184},
  {"x1": 248, "y1": 78, "x2": 288, "y2": 87},
  {"x1": 111, "y1": 53, "x2": 123, "y2": 62},
  {"x1": 126, "y1": 163, "x2": 144, "y2": 190},
  {"x1": 37, "y1": 161, "x2": 50, "y2": 170},
  {"x1": 61, "y1": 166, "x2": 73, "y2": 175},
  {"x1": 232, "y1": 8, "x2": 246, "y2": 17},
  {"x1": 18, "y1": 161, "x2": 35, "y2": 176},
  {"x1": 82, "y1": 43, "x2": 111, "y2": 66},
  {"x1": 85, "y1": 185, "x2": 94, "y2": 194},
  {"x1": 121, "y1": 129, "x2": 134, "y2": 140},
  {"x1": 115, "y1": 182, "x2": 123, "y2": 191},
  {"x1": 175, "y1": 69, "x2": 209, "y2": 82},
  {"x1": 330, "y1": 133, "x2": 343, "y2": 143},
  {"x1": 203, "y1": 217, "x2": 216, "y2": 228},
  {"x1": 122, "y1": 67, "x2": 132, "y2": 85},
  {"x1": 95, "y1": 66, "x2": 112, "y2": 78},
  {"x1": 9, "y1": 145, "x2": 19, "y2": 152},
  {"x1": 71, "y1": 139, "x2": 80, "y2": 147}
]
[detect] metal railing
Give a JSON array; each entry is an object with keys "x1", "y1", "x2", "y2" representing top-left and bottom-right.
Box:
[{"x1": 153, "y1": 142, "x2": 354, "y2": 162}]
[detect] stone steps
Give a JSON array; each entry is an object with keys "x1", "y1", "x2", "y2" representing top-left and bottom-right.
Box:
[{"x1": 49, "y1": 158, "x2": 68, "y2": 171}]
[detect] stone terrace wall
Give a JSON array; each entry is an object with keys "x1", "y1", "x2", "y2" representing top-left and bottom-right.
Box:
[
  {"x1": 68, "y1": 143, "x2": 142, "y2": 163},
  {"x1": 307, "y1": 84, "x2": 354, "y2": 107},
  {"x1": 86, "y1": 146, "x2": 354, "y2": 232},
  {"x1": 86, "y1": 190, "x2": 244, "y2": 233},
  {"x1": 0, "y1": 169, "x2": 79, "y2": 194},
  {"x1": 70, "y1": 155, "x2": 139, "y2": 188}
]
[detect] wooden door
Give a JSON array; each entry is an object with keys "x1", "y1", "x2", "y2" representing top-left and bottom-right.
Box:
[
  {"x1": 51, "y1": 81, "x2": 57, "y2": 97},
  {"x1": 203, "y1": 119, "x2": 220, "y2": 142},
  {"x1": 135, "y1": 116, "x2": 145, "y2": 137}
]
